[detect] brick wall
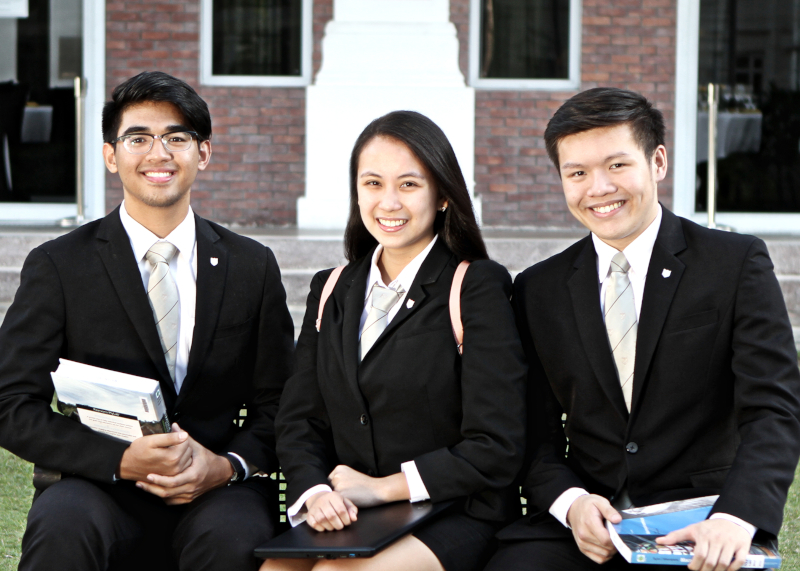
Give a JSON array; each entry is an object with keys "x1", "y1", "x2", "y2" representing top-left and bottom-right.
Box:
[
  {"x1": 105, "y1": 0, "x2": 333, "y2": 226},
  {"x1": 450, "y1": 0, "x2": 677, "y2": 228}
]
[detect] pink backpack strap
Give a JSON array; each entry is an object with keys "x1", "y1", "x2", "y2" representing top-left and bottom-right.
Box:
[
  {"x1": 316, "y1": 265, "x2": 346, "y2": 332},
  {"x1": 449, "y1": 261, "x2": 470, "y2": 355}
]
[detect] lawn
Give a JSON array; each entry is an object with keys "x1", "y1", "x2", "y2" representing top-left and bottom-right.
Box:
[{"x1": 1, "y1": 447, "x2": 800, "y2": 570}]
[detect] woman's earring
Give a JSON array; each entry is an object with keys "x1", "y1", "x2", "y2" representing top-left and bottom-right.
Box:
[{"x1": 439, "y1": 206, "x2": 447, "y2": 212}]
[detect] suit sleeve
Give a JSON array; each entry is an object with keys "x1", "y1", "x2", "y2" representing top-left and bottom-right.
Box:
[
  {"x1": 275, "y1": 269, "x2": 338, "y2": 506},
  {"x1": 412, "y1": 261, "x2": 528, "y2": 502},
  {"x1": 513, "y1": 268, "x2": 587, "y2": 512},
  {"x1": 224, "y1": 247, "x2": 295, "y2": 474},
  {"x1": 710, "y1": 238, "x2": 800, "y2": 535},
  {"x1": 0, "y1": 248, "x2": 129, "y2": 482}
]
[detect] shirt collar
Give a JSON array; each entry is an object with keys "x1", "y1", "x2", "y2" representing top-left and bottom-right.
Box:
[
  {"x1": 593, "y1": 204, "x2": 662, "y2": 283},
  {"x1": 119, "y1": 201, "x2": 196, "y2": 262},
  {"x1": 366, "y1": 234, "x2": 439, "y2": 294}
]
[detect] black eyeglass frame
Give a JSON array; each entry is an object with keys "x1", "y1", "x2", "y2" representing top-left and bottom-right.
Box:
[{"x1": 110, "y1": 131, "x2": 200, "y2": 154}]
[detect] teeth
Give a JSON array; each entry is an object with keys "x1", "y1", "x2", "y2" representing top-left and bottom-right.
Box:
[
  {"x1": 145, "y1": 172, "x2": 172, "y2": 178},
  {"x1": 379, "y1": 219, "x2": 407, "y2": 227},
  {"x1": 592, "y1": 201, "x2": 623, "y2": 214}
]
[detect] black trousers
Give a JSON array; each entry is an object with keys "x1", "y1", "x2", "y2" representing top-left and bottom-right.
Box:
[
  {"x1": 19, "y1": 476, "x2": 277, "y2": 571},
  {"x1": 485, "y1": 537, "x2": 682, "y2": 571}
]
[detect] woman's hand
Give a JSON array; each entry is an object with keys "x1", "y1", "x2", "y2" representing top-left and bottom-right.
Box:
[
  {"x1": 305, "y1": 490, "x2": 358, "y2": 531},
  {"x1": 329, "y1": 465, "x2": 410, "y2": 507}
]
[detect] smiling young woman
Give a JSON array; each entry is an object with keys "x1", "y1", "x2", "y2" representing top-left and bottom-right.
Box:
[{"x1": 261, "y1": 111, "x2": 528, "y2": 571}]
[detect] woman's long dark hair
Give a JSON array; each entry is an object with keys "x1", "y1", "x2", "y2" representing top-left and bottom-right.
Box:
[{"x1": 344, "y1": 111, "x2": 488, "y2": 263}]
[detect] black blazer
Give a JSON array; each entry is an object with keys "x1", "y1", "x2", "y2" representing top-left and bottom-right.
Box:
[
  {"x1": 275, "y1": 238, "x2": 528, "y2": 523},
  {"x1": 0, "y1": 207, "x2": 295, "y2": 482},
  {"x1": 502, "y1": 207, "x2": 800, "y2": 540}
]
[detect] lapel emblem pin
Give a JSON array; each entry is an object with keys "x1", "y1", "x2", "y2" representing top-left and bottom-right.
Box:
[
  {"x1": 210, "y1": 257, "x2": 219, "y2": 267},
  {"x1": 406, "y1": 299, "x2": 415, "y2": 309},
  {"x1": 662, "y1": 268, "x2": 671, "y2": 278}
]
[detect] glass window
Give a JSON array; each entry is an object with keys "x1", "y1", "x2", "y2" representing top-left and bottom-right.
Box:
[
  {"x1": 212, "y1": 0, "x2": 301, "y2": 76},
  {"x1": 469, "y1": 0, "x2": 579, "y2": 89},
  {"x1": 695, "y1": 0, "x2": 800, "y2": 213},
  {"x1": 201, "y1": 0, "x2": 310, "y2": 86},
  {"x1": 479, "y1": 0, "x2": 569, "y2": 80}
]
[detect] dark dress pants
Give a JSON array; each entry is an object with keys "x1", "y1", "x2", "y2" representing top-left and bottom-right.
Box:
[
  {"x1": 19, "y1": 476, "x2": 277, "y2": 571},
  {"x1": 485, "y1": 536, "x2": 684, "y2": 571}
]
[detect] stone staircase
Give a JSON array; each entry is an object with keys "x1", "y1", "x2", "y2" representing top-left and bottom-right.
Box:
[{"x1": 1, "y1": 227, "x2": 799, "y2": 351}]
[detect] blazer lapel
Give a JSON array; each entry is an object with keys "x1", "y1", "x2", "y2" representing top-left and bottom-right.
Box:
[
  {"x1": 179, "y1": 216, "x2": 227, "y2": 400},
  {"x1": 630, "y1": 209, "x2": 687, "y2": 412},
  {"x1": 95, "y1": 208, "x2": 177, "y2": 405},
  {"x1": 341, "y1": 257, "x2": 369, "y2": 402},
  {"x1": 567, "y1": 238, "x2": 629, "y2": 421},
  {"x1": 372, "y1": 238, "x2": 452, "y2": 345}
]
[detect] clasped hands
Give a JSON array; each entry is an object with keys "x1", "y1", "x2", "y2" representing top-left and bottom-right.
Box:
[
  {"x1": 304, "y1": 465, "x2": 410, "y2": 532},
  {"x1": 117, "y1": 423, "x2": 234, "y2": 505},
  {"x1": 566, "y1": 494, "x2": 752, "y2": 571}
]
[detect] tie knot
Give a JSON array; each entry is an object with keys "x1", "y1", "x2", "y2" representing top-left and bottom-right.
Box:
[
  {"x1": 610, "y1": 251, "x2": 631, "y2": 274},
  {"x1": 371, "y1": 284, "x2": 405, "y2": 312},
  {"x1": 145, "y1": 241, "x2": 178, "y2": 266}
]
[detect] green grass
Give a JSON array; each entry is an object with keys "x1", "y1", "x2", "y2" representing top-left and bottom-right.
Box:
[{"x1": 1, "y1": 448, "x2": 800, "y2": 569}]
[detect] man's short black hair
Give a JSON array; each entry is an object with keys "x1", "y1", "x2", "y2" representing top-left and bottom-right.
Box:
[
  {"x1": 102, "y1": 71, "x2": 212, "y2": 144},
  {"x1": 544, "y1": 87, "x2": 665, "y2": 172}
]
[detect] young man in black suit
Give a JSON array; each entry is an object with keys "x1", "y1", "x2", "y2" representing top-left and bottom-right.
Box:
[
  {"x1": 0, "y1": 71, "x2": 294, "y2": 571},
  {"x1": 486, "y1": 87, "x2": 800, "y2": 571}
]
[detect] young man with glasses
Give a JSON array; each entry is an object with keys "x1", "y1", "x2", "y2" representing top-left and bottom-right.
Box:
[{"x1": 0, "y1": 71, "x2": 295, "y2": 571}]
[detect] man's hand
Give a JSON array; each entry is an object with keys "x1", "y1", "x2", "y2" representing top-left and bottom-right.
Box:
[
  {"x1": 117, "y1": 425, "x2": 192, "y2": 482},
  {"x1": 656, "y1": 518, "x2": 752, "y2": 571},
  {"x1": 305, "y1": 491, "x2": 358, "y2": 532},
  {"x1": 566, "y1": 494, "x2": 622, "y2": 564},
  {"x1": 328, "y1": 465, "x2": 408, "y2": 508},
  {"x1": 135, "y1": 426, "x2": 234, "y2": 505}
]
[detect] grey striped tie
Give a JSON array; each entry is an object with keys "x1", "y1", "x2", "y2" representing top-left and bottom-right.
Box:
[
  {"x1": 145, "y1": 241, "x2": 179, "y2": 384},
  {"x1": 605, "y1": 251, "x2": 637, "y2": 411},
  {"x1": 359, "y1": 284, "x2": 405, "y2": 361}
]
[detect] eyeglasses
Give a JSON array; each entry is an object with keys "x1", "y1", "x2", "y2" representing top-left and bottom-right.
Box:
[{"x1": 111, "y1": 131, "x2": 198, "y2": 154}]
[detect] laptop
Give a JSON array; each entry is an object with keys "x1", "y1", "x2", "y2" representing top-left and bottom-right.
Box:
[{"x1": 254, "y1": 500, "x2": 454, "y2": 560}]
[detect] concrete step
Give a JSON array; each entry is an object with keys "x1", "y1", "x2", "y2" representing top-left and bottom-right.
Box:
[{"x1": 1, "y1": 228, "x2": 799, "y2": 350}]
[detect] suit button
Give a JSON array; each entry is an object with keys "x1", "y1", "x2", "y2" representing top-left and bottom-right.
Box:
[
  {"x1": 360, "y1": 414, "x2": 369, "y2": 425},
  {"x1": 626, "y1": 442, "x2": 638, "y2": 454},
  {"x1": 172, "y1": 412, "x2": 182, "y2": 422}
]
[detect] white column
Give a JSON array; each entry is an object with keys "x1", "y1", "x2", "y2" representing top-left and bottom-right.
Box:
[{"x1": 298, "y1": 0, "x2": 478, "y2": 229}]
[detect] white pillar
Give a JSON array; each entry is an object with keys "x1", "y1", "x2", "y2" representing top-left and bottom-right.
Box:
[{"x1": 298, "y1": 0, "x2": 478, "y2": 230}]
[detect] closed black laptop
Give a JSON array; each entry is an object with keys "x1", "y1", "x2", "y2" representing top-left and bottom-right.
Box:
[{"x1": 254, "y1": 500, "x2": 454, "y2": 560}]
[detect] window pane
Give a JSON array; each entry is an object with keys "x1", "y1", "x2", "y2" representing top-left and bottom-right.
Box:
[
  {"x1": 212, "y1": 0, "x2": 302, "y2": 77},
  {"x1": 479, "y1": 0, "x2": 570, "y2": 79},
  {"x1": 696, "y1": 0, "x2": 800, "y2": 213}
]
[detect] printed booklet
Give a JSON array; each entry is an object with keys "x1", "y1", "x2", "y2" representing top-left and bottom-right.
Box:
[
  {"x1": 51, "y1": 359, "x2": 170, "y2": 442},
  {"x1": 606, "y1": 495, "x2": 781, "y2": 568}
]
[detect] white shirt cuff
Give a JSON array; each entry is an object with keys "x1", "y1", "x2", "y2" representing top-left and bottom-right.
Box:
[
  {"x1": 709, "y1": 513, "x2": 757, "y2": 538},
  {"x1": 401, "y1": 461, "x2": 431, "y2": 503},
  {"x1": 227, "y1": 452, "x2": 256, "y2": 479},
  {"x1": 550, "y1": 488, "x2": 589, "y2": 528},
  {"x1": 287, "y1": 484, "x2": 333, "y2": 527}
]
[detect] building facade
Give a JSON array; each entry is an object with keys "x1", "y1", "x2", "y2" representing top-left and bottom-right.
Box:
[{"x1": 1, "y1": 0, "x2": 798, "y2": 235}]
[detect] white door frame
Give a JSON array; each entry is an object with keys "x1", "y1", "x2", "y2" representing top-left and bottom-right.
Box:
[
  {"x1": 674, "y1": 0, "x2": 800, "y2": 235},
  {"x1": 0, "y1": 0, "x2": 105, "y2": 224}
]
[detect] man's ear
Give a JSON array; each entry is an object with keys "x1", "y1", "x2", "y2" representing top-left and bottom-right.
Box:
[
  {"x1": 652, "y1": 145, "x2": 668, "y2": 183},
  {"x1": 197, "y1": 139, "x2": 212, "y2": 171},
  {"x1": 102, "y1": 142, "x2": 118, "y2": 174}
]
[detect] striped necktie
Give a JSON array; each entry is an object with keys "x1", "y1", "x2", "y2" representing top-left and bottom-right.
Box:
[
  {"x1": 145, "y1": 241, "x2": 179, "y2": 385},
  {"x1": 359, "y1": 284, "x2": 405, "y2": 361},
  {"x1": 604, "y1": 251, "x2": 637, "y2": 411}
]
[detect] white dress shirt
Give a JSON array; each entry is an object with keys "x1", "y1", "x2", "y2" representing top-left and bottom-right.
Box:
[
  {"x1": 548, "y1": 205, "x2": 755, "y2": 538},
  {"x1": 119, "y1": 202, "x2": 252, "y2": 478},
  {"x1": 288, "y1": 235, "x2": 439, "y2": 526}
]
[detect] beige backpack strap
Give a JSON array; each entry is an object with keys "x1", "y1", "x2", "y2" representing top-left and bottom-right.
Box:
[
  {"x1": 449, "y1": 261, "x2": 470, "y2": 355},
  {"x1": 316, "y1": 265, "x2": 346, "y2": 332}
]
